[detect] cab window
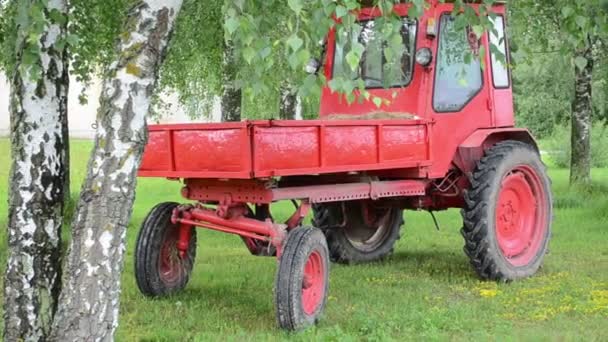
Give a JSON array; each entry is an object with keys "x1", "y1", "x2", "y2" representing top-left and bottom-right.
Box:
[
  {"x1": 490, "y1": 15, "x2": 510, "y2": 88},
  {"x1": 433, "y1": 15, "x2": 483, "y2": 112},
  {"x1": 333, "y1": 18, "x2": 417, "y2": 89}
]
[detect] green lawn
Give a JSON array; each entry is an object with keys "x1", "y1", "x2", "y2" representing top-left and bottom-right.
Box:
[{"x1": 1, "y1": 139, "x2": 607, "y2": 341}]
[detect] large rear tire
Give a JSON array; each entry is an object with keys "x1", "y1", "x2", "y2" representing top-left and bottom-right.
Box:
[
  {"x1": 461, "y1": 141, "x2": 552, "y2": 281},
  {"x1": 313, "y1": 201, "x2": 403, "y2": 264},
  {"x1": 275, "y1": 226, "x2": 330, "y2": 331},
  {"x1": 135, "y1": 202, "x2": 197, "y2": 297}
]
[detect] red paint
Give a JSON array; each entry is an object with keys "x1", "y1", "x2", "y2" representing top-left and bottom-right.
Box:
[
  {"x1": 176, "y1": 210, "x2": 192, "y2": 258},
  {"x1": 302, "y1": 250, "x2": 325, "y2": 315},
  {"x1": 495, "y1": 165, "x2": 548, "y2": 267},
  {"x1": 141, "y1": 120, "x2": 430, "y2": 179},
  {"x1": 182, "y1": 178, "x2": 426, "y2": 204}
]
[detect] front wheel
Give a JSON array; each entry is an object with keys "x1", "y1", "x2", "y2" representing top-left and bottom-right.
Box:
[
  {"x1": 135, "y1": 202, "x2": 197, "y2": 297},
  {"x1": 461, "y1": 141, "x2": 552, "y2": 281},
  {"x1": 275, "y1": 226, "x2": 330, "y2": 330}
]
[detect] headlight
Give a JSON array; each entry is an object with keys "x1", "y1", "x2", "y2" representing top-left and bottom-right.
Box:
[{"x1": 415, "y1": 48, "x2": 433, "y2": 67}]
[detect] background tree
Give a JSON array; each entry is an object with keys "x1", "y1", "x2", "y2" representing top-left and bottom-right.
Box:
[
  {"x1": 221, "y1": 40, "x2": 242, "y2": 122},
  {"x1": 511, "y1": 0, "x2": 608, "y2": 184}
]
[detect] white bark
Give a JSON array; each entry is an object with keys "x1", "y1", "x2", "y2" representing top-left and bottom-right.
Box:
[
  {"x1": 51, "y1": 1, "x2": 183, "y2": 340},
  {"x1": 4, "y1": 0, "x2": 69, "y2": 341},
  {"x1": 279, "y1": 82, "x2": 297, "y2": 120},
  {"x1": 221, "y1": 40, "x2": 241, "y2": 122}
]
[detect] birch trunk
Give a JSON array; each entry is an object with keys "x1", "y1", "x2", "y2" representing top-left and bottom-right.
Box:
[
  {"x1": 50, "y1": 1, "x2": 183, "y2": 340},
  {"x1": 279, "y1": 82, "x2": 297, "y2": 120},
  {"x1": 221, "y1": 41, "x2": 241, "y2": 122},
  {"x1": 4, "y1": 1, "x2": 69, "y2": 340},
  {"x1": 570, "y1": 47, "x2": 594, "y2": 185}
]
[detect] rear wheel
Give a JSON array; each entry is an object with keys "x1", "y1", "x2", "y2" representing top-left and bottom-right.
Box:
[
  {"x1": 135, "y1": 202, "x2": 197, "y2": 297},
  {"x1": 461, "y1": 141, "x2": 552, "y2": 281},
  {"x1": 275, "y1": 226, "x2": 329, "y2": 331},
  {"x1": 313, "y1": 201, "x2": 403, "y2": 264}
]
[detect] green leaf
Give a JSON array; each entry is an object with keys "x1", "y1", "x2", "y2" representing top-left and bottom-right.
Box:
[
  {"x1": 288, "y1": 0, "x2": 303, "y2": 15},
  {"x1": 472, "y1": 25, "x2": 484, "y2": 38},
  {"x1": 335, "y1": 5, "x2": 348, "y2": 18},
  {"x1": 346, "y1": 51, "x2": 360, "y2": 72},
  {"x1": 561, "y1": 6, "x2": 574, "y2": 18},
  {"x1": 328, "y1": 78, "x2": 342, "y2": 92},
  {"x1": 243, "y1": 46, "x2": 256, "y2": 64},
  {"x1": 225, "y1": 16, "x2": 239, "y2": 35},
  {"x1": 575, "y1": 16, "x2": 588, "y2": 30},
  {"x1": 65, "y1": 34, "x2": 80, "y2": 46},
  {"x1": 286, "y1": 34, "x2": 303, "y2": 52},
  {"x1": 48, "y1": 9, "x2": 67, "y2": 25},
  {"x1": 372, "y1": 97, "x2": 382, "y2": 108},
  {"x1": 574, "y1": 56, "x2": 588, "y2": 71}
]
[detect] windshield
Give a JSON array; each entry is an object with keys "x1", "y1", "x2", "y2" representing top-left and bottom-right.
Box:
[{"x1": 333, "y1": 18, "x2": 417, "y2": 89}]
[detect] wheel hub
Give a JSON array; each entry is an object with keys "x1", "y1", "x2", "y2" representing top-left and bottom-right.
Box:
[
  {"x1": 301, "y1": 250, "x2": 325, "y2": 315},
  {"x1": 495, "y1": 167, "x2": 547, "y2": 267}
]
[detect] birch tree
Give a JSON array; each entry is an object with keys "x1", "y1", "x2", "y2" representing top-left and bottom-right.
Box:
[
  {"x1": 279, "y1": 82, "x2": 297, "y2": 120},
  {"x1": 221, "y1": 40, "x2": 241, "y2": 122},
  {"x1": 3, "y1": 0, "x2": 69, "y2": 340},
  {"x1": 50, "y1": 1, "x2": 184, "y2": 339},
  {"x1": 513, "y1": 0, "x2": 608, "y2": 184}
]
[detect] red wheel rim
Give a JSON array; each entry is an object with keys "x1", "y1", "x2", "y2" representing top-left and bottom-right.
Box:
[
  {"x1": 302, "y1": 250, "x2": 325, "y2": 315},
  {"x1": 159, "y1": 225, "x2": 183, "y2": 284},
  {"x1": 495, "y1": 165, "x2": 548, "y2": 267}
]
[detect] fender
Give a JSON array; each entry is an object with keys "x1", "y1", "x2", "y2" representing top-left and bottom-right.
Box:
[{"x1": 453, "y1": 128, "x2": 539, "y2": 174}]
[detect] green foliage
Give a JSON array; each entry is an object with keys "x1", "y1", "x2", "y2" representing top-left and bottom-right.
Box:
[
  {"x1": 542, "y1": 125, "x2": 608, "y2": 168},
  {"x1": 512, "y1": 54, "x2": 572, "y2": 138},
  {"x1": 0, "y1": 0, "x2": 17, "y2": 72},
  {"x1": 0, "y1": 0, "x2": 130, "y2": 88},
  {"x1": 69, "y1": 0, "x2": 132, "y2": 85},
  {"x1": 154, "y1": 0, "x2": 223, "y2": 119},
  {"x1": 224, "y1": 0, "x2": 499, "y2": 110}
]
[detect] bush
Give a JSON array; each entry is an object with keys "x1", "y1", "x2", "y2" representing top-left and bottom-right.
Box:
[{"x1": 541, "y1": 124, "x2": 608, "y2": 168}]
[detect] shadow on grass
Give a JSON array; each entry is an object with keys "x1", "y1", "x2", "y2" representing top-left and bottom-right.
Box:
[{"x1": 388, "y1": 249, "x2": 475, "y2": 281}]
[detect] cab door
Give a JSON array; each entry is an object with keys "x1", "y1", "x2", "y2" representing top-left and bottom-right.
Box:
[{"x1": 426, "y1": 4, "x2": 494, "y2": 178}]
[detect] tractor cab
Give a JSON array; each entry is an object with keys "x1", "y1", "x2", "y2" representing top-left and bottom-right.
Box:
[{"x1": 319, "y1": 1, "x2": 513, "y2": 177}]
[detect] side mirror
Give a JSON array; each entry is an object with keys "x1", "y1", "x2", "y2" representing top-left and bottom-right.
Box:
[
  {"x1": 304, "y1": 58, "x2": 321, "y2": 74},
  {"x1": 415, "y1": 48, "x2": 433, "y2": 67}
]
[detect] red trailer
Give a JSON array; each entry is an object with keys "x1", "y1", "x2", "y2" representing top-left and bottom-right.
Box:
[{"x1": 136, "y1": 1, "x2": 552, "y2": 331}]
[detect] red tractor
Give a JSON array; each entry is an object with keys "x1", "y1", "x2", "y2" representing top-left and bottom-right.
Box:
[{"x1": 136, "y1": 1, "x2": 552, "y2": 330}]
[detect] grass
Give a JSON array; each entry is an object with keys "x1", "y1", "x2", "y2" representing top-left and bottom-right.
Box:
[{"x1": 1, "y1": 138, "x2": 607, "y2": 341}]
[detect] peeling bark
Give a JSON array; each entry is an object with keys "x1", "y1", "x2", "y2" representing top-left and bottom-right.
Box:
[
  {"x1": 221, "y1": 41, "x2": 241, "y2": 122},
  {"x1": 279, "y1": 82, "x2": 297, "y2": 120},
  {"x1": 3, "y1": 1, "x2": 69, "y2": 341},
  {"x1": 50, "y1": 1, "x2": 183, "y2": 340},
  {"x1": 570, "y1": 46, "x2": 594, "y2": 185}
]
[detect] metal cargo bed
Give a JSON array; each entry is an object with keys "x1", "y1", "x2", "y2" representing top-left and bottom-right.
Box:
[{"x1": 138, "y1": 119, "x2": 431, "y2": 179}]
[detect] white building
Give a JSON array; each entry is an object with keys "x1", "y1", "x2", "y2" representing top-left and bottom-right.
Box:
[{"x1": 0, "y1": 72, "x2": 221, "y2": 139}]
